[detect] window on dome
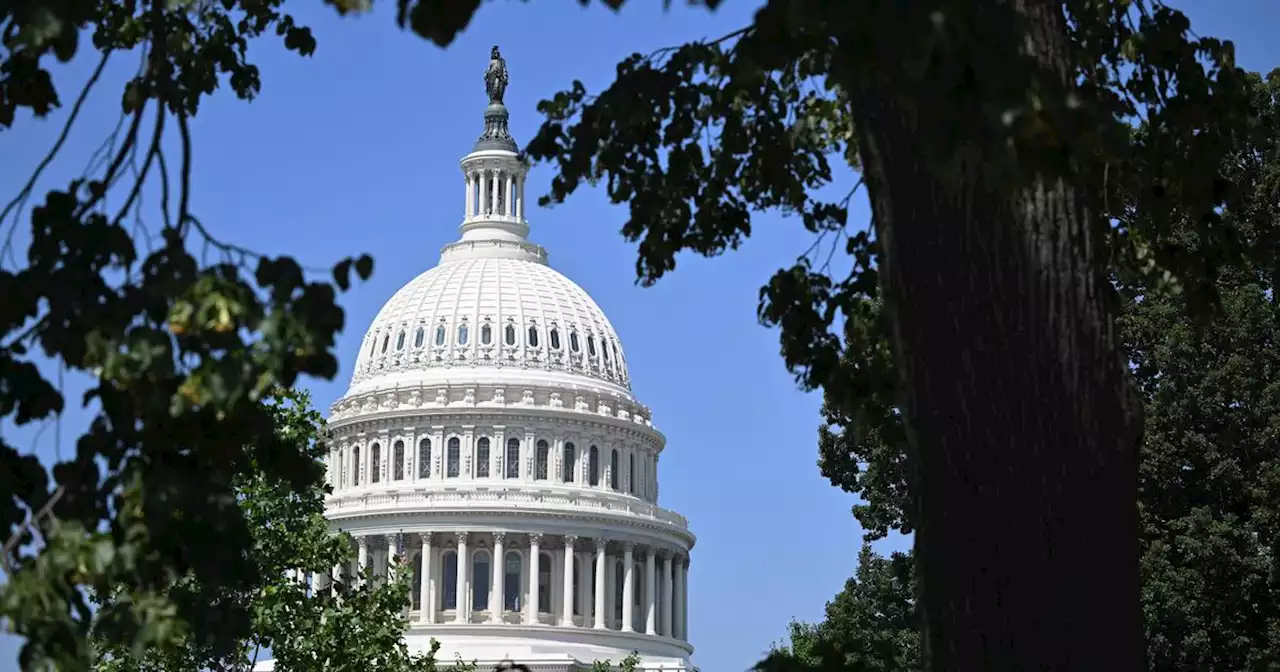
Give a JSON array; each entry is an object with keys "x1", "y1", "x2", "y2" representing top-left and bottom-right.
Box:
[
  {"x1": 535, "y1": 440, "x2": 549, "y2": 480},
  {"x1": 442, "y1": 551, "x2": 458, "y2": 610},
  {"x1": 527, "y1": 326, "x2": 539, "y2": 348},
  {"x1": 504, "y1": 552, "x2": 522, "y2": 612},
  {"x1": 370, "y1": 442, "x2": 381, "y2": 483},
  {"x1": 562, "y1": 442, "x2": 576, "y2": 483},
  {"x1": 588, "y1": 445, "x2": 600, "y2": 486},
  {"x1": 435, "y1": 325, "x2": 446, "y2": 346},
  {"x1": 602, "y1": 341, "x2": 610, "y2": 363},
  {"x1": 396, "y1": 331, "x2": 405, "y2": 351},
  {"x1": 549, "y1": 328, "x2": 561, "y2": 350},
  {"x1": 610, "y1": 449, "x2": 620, "y2": 490},
  {"x1": 538, "y1": 553, "x2": 552, "y2": 613},
  {"x1": 369, "y1": 338, "x2": 376, "y2": 357},
  {"x1": 458, "y1": 323, "x2": 469, "y2": 345},
  {"x1": 628, "y1": 452, "x2": 636, "y2": 495},
  {"x1": 476, "y1": 437, "x2": 491, "y2": 477},
  {"x1": 481, "y1": 323, "x2": 492, "y2": 345},
  {"x1": 418, "y1": 438, "x2": 431, "y2": 479},
  {"x1": 504, "y1": 324, "x2": 516, "y2": 346},
  {"x1": 472, "y1": 551, "x2": 491, "y2": 611},
  {"x1": 352, "y1": 445, "x2": 361, "y2": 486},
  {"x1": 393, "y1": 440, "x2": 405, "y2": 481},
  {"x1": 381, "y1": 334, "x2": 390, "y2": 354},
  {"x1": 505, "y1": 438, "x2": 520, "y2": 478},
  {"x1": 569, "y1": 331, "x2": 580, "y2": 352},
  {"x1": 447, "y1": 437, "x2": 460, "y2": 477},
  {"x1": 587, "y1": 336, "x2": 597, "y2": 357},
  {"x1": 414, "y1": 327, "x2": 425, "y2": 348}
]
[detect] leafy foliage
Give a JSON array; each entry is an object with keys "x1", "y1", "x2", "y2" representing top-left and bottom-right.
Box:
[
  {"x1": 1, "y1": 0, "x2": 371, "y2": 668},
  {"x1": 89, "y1": 388, "x2": 467, "y2": 672}
]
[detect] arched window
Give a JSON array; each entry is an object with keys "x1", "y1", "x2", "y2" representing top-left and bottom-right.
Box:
[
  {"x1": 393, "y1": 440, "x2": 405, "y2": 481},
  {"x1": 481, "y1": 323, "x2": 492, "y2": 345},
  {"x1": 381, "y1": 334, "x2": 390, "y2": 353},
  {"x1": 505, "y1": 438, "x2": 520, "y2": 479},
  {"x1": 628, "y1": 452, "x2": 636, "y2": 494},
  {"x1": 602, "y1": 340, "x2": 610, "y2": 363},
  {"x1": 442, "y1": 551, "x2": 458, "y2": 611},
  {"x1": 527, "y1": 325, "x2": 539, "y2": 347},
  {"x1": 569, "y1": 331, "x2": 580, "y2": 352},
  {"x1": 458, "y1": 323, "x2": 469, "y2": 345},
  {"x1": 418, "y1": 438, "x2": 431, "y2": 479},
  {"x1": 614, "y1": 560, "x2": 625, "y2": 622},
  {"x1": 352, "y1": 445, "x2": 361, "y2": 486},
  {"x1": 504, "y1": 323, "x2": 516, "y2": 346},
  {"x1": 549, "y1": 328, "x2": 561, "y2": 350},
  {"x1": 434, "y1": 325, "x2": 446, "y2": 346},
  {"x1": 588, "y1": 445, "x2": 600, "y2": 487},
  {"x1": 562, "y1": 442, "x2": 576, "y2": 483},
  {"x1": 472, "y1": 551, "x2": 491, "y2": 612},
  {"x1": 414, "y1": 327, "x2": 425, "y2": 348},
  {"x1": 610, "y1": 449, "x2": 619, "y2": 490},
  {"x1": 538, "y1": 552, "x2": 552, "y2": 613},
  {"x1": 476, "y1": 437, "x2": 491, "y2": 478},
  {"x1": 504, "y1": 552, "x2": 522, "y2": 612},
  {"x1": 447, "y1": 437, "x2": 461, "y2": 478},
  {"x1": 535, "y1": 440, "x2": 549, "y2": 480},
  {"x1": 396, "y1": 331, "x2": 406, "y2": 350},
  {"x1": 587, "y1": 335, "x2": 597, "y2": 357},
  {"x1": 370, "y1": 442, "x2": 381, "y2": 483}
]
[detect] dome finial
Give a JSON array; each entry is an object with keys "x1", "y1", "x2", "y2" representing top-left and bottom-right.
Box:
[
  {"x1": 485, "y1": 46, "x2": 508, "y2": 105},
  {"x1": 474, "y1": 46, "x2": 517, "y2": 152}
]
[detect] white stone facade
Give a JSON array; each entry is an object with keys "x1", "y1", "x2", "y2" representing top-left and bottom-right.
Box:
[{"x1": 257, "y1": 51, "x2": 695, "y2": 672}]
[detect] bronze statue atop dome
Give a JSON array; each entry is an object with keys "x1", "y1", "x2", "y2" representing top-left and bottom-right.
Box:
[{"x1": 485, "y1": 46, "x2": 508, "y2": 105}]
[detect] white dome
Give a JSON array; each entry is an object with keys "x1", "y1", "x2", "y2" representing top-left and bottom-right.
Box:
[{"x1": 348, "y1": 252, "x2": 632, "y2": 395}]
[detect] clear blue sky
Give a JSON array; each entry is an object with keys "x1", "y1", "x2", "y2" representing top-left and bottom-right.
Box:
[{"x1": 2, "y1": 1, "x2": 1279, "y2": 670}]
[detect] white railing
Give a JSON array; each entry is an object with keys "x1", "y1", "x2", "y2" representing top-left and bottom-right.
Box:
[{"x1": 327, "y1": 486, "x2": 689, "y2": 530}]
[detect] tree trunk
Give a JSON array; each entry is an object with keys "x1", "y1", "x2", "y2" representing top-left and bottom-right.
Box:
[{"x1": 843, "y1": 1, "x2": 1143, "y2": 669}]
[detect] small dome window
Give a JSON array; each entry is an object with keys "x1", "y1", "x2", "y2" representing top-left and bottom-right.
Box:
[
  {"x1": 435, "y1": 325, "x2": 447, "y2": 346},
  {"x1": 481, "y1": 323, "x2": 492, "y2": 345},
  {"x1": 414, "y1": 327, "x2": 425, "y2": 348},
  {"x1": 549, "y1": 328, "x2": 561, "y2": 350},
  {"x1": 369, "y1": 337, "x2": 377, "y2": 357},
  {"x1": 587, "y1": 335, "x2": 597, "y2": 357},
  {"x1": 458, "y1": 323, "x2": 469, "y2": 345},
  {"x1": 381, "y1": 334, "x2": 390, "y2": 354},
  {"x1": 527, "y1": 326, "x2": 539, "y2": 348},
  {"x1": 601, "y1": 340, "x2": 610, "y2": 362},
  {"x1": 504, "y1": 324, "x2": 516, "y2": 346},
  {"x1": 569, "y1": 331, "x2": 580, "y2": 353},
  {"x1": 395, "y1": 331, "x2": 406, "y2": 351}
]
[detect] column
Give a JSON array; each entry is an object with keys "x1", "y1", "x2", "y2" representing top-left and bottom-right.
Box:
[
  {"x1": 644, "y1": 547, "x2": 657, "y2": 635},
  {"x1": 419, "y1": 532, "x2": 434, "y2": 624},
  {"x1": 491, "y1": 532, "x2": 506, "y2": 623},
  {"x1": 465, "y1": 172, "x2": 473, "y2": 218},
  {"x1": 673, "y1": 554, "x2": 686, "y2": 640},
  {"x1": 661, "y1": 550, "x2": 674, "y2": 636},
  {"x1": 478, "y1": 171, "x2": 488, "y2": 215},
  {"x1": 432, "y1": 426, "x2": 445, "y2": 481},
  {"x1": 593, "y1": 539, "x2": 607, "y2": 629},
  {"x1": 455, "y1": 532, "x2": 470, "y2": 623},
  {"x1": 517, "y1": 176, "x2": 524, "y2": 219},
  {"x1": 621, "y1": 543, "x2": 635, "y2": 632},
  {"x1": 361, "y1": 440, "x2": 371, "y2": 486},
  {"x1": 385, "y1": 534, "x2": 399, "y2": 584},
  {"x1": 505, "y1": 174, "x2": 515, "y2": 216},
  {"x1": 357, "y1": 536, "x2": 369, "y2": 588},
  {"x1": 527, "y1": 534, "x2": 542, "y2": 624},
  {"x1": 561, "y1": 535, "x2": 577, "y2": 625}
]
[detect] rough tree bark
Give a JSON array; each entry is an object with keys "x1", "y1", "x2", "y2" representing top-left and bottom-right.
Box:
[{"x1": 844, "y1": 1, "x2": 1144, "y2": 669}]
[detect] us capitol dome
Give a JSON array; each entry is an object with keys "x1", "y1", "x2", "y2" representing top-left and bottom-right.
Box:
[{"x1": 302, "y1": 48, "x2": 694, "y2": 671}]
